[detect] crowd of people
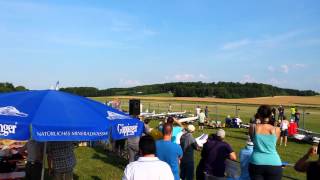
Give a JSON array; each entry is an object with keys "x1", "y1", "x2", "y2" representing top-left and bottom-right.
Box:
[
  {"x1": 122, "y1": 105, "x2": 319, "y2": 180},
  {"x1": 1, "y1": 105, "x2": 318, "y2": 180}
]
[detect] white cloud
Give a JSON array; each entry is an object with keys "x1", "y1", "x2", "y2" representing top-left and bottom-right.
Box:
[
  {"x1": 221, "y1": 39, "x2": 251, "y2": 50},
  {"x1": 280, "y1": 64, "x2": 289, "y2": 73},
  {"x1": 119, "y1": 79, "x2": 141, "y2": 87},
  {"x1": 292, "y1": 63, "x2": 307, "y2": 69},
  {"x1": 268, "y1": 78, "x2": 287, "y2": 86},
  {"x1": 268, "y1": 63, "x2": 307, "y2": 74},
  {"x1": 199, "y1": 74, "x2": 208, "y2": 79},
  {"x1": 174, "y1": 74, "x2": 195, "y2": 81},
  {"x1": 267, "y1": 66, "x2": 275, "y2": 72},
  {"x1": 241, "y1": 74, "x2": 255, "y2": 83},
  {"x1": 220, "y1": 30, "x2": 303, "y2": 51}
]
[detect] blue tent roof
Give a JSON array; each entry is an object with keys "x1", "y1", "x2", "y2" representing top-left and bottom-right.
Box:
[{"x1": 0, "y1": 90, "x2": 143, "y2": 141}]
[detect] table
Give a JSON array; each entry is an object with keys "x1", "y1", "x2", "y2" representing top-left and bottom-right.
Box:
[{"x1": 0, "y1": 172, "x2": 25, "y2": 180}]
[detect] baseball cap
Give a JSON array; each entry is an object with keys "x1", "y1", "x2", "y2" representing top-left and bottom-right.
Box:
[
  {"x1": 216, "y1": 129, "x2": 225, "y2": 139},
  {"x1": 187, "y1": 125, "x2": 195, "y2": 133}
]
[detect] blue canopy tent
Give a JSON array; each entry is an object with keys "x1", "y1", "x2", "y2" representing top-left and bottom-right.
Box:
[
  {"x1": 0, "y1": 90, "x2": 144, "y2": 179},
  {"x1": 0, "y1": 90, "x2": 144, "y2": 141}
]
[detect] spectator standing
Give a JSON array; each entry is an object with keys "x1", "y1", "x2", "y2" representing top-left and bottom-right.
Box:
[
  {"x1": 238, "y1": 137, "x2": 254, "y2": 180},
  {"x1": 271, "y1": 107, "x2": 277, "y2": 122},
  {"x1": 196, "y1": 106, "x2": 201, "y2": 117},
  {"x1": 156, "y1": 123, "x2": 183, "y2": 180},
  {"x1": 20, "y1": 140, "x2": 44, "y2": 180},
  {"x1": 295, "y1": 109, "x2": 300, "y2": 127},
  {"x1": 205, "y1": 106, "x2": 209, "y2": 118},
  {"x1": 249, "y1": 105, "x2": 282, "y2": 180},
  {"x1": 280, "y1": 116, "x2": 290, "y2": 147},
  {"x1": 122, "y1": 135, "x2": 174, "y2": 180},
  {"x1": 294, "y1": 143, "x2": 320, "y2": 180},
  {"x1": 198, "y1": 110, "x2": 206, "y2": 130},
  {"x1": 225, "y1": 115, "x2": 232, "y2": 128},
  {"x1": 127, "y1": 137, "x2": 140, "y2": 163},
  {"x1": 278, "y1": 105, "x2": 284, "y2": 120},
  {"x1": 180, "y1": 125, "x2": 199, "y2": 180},
  {"x1": 196, "y1": 129, "x2": 237, "y2": 180},
  {"x1": 290, "y1": 106, "x2": 296, "y2": 120},
  {"x1": 47, "y1": 142, "x2": 76, "y2": 180}
]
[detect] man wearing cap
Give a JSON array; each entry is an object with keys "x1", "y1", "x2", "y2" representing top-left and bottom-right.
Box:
[
  {"x1": 196, "y1": 129, "x2": 237, "y2": 180},
  {"x1": 294, "y1": 143, "x2": 320, "y2": 180},
  {"x1": 180, "y1": 125, "x2": 199, "y2": 180},
  {"x1": 238, "y1": 137, "x2": 254, "y2": 180}
]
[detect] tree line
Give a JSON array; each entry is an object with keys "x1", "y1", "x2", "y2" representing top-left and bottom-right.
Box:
[
  {"x1": 0, "y1": 82, "x2": 28, "y2": 93},
  {"x1": 59, "y1": 82, "x2": 318, "y2": 98},
  {"x1": 1, "y1": 82, "x2": 318, "y2": 98}
]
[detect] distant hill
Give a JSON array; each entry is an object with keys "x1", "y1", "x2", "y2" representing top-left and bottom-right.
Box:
[{"x1": 59, "y1": 82, "x2": 319, "y2": 98}]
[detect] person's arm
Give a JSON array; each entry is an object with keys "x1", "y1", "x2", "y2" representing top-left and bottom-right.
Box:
[
  {"x1": 229, "y1": 152, "x2": 237, "y2": 161},
  {"x1": 275, "y1": 127, "x2": 281, "y2": 140},
  {"x1": 294, "y1": 147, "x2": 316, "y2": 172},
  {"x1": 173, "y1": 118, "x2": 184, "y2": 128}
]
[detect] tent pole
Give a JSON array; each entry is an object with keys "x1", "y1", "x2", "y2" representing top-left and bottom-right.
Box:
[{"x1": 41, "y1": 142, "x2": 47, "y2": 180}]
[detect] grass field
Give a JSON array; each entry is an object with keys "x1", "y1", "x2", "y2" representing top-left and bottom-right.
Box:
[
  {"x1": 94, "y1": 95, "x2": 320, "y2": 107},
  {"x1": 67, "y1": 95, "x2": 320, "y2": 180}
]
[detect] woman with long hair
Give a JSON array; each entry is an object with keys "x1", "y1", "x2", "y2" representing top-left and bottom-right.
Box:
[{"x1": 249, "y1": 105, "x2": 282, "y2": 180}]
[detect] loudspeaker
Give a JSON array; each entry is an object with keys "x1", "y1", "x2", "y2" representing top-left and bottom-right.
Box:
[{"x1": 129, "y1": 99, "x2": 140, "y2": 116}]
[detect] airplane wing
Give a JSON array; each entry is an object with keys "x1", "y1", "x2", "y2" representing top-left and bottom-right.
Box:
[{"x1": 178, "y1": 116, "x2": 198, "y2": 123}]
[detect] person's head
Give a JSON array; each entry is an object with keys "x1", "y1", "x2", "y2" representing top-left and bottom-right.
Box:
[
  {"x1": 257, "y1": 105, "x2": 272, "y2": 124},
  {"x1": 216, "y1": 129, "x2": 226, "y2": 141},
  {"x1": 200, "y1": 110, "x2": 203, "y2": 113},
  {"x1": 283, "y1": 115, "x2": 287, "y2": 120},
  {"x1": 162, "y1": 123, "x2": 173, "y2": 136},
  {"x1": 166, "y1": 116, "x2": 174, "y2": 124},
  {"x1": 139, "y1": 135, "x2": 156, "y2": 156},
  {"x1": 187, "y1": 124, "x2": 195, "y2": 133}
]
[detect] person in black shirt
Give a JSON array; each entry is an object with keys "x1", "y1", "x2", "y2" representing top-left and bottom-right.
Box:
[{"x1": 294, "y1": 143, "x2": 320, "y2": 180}]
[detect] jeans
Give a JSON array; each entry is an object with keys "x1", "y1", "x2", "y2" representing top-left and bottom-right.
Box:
[
  {"x1": 26, "y1": 162, "x2": 42, "y2": 180},
  {"x1": 180, "y1": 162, "x2": 194, "y2": 180},
  {"x1": 249, "y1": 163, "x2": 282, "y2": 180}
]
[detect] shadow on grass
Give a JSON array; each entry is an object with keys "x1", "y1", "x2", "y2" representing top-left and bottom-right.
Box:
[
  {"x1": 91, "y1": 146, "x2": 128, "y2": 170},
  {"x1": 43, "y1": 169, "x2": 80, "y2": 180},
  {"x1": 91, "y1": 176, "x2": 102, "y2": 180}
]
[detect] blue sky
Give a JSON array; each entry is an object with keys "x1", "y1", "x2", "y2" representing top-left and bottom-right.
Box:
[{"x1": 0, "y1": 0, "x2": 319, "y2": 91}]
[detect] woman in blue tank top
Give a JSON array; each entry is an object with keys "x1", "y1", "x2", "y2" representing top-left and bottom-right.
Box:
[{"x1": 249, "y1": 105, "x2": 282, "y2": 180}]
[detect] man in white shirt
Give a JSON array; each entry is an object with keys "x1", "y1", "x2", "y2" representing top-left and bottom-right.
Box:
[
  {"x1": 122, "y1": 135, "x2": 174, "y2": 180},
  {"x1": 198, "y1": 110, "x2": 206, "y2": 130}
]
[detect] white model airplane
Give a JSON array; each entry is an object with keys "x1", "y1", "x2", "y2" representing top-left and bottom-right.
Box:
[
  {"x1": 167, "y1": 111, "x2": 187, "y2": 116},
  {"x1": 178, "y1": 116, "x2": 198, "y2": 123},
  {"x1": 293, "y1": 128, "x2": 320, "y2": 143},
  {"x1": 140, "y1": 110, "x2": 166, "y2": 119}
]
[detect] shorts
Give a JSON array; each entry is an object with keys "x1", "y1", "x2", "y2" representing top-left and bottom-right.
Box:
[
  {"x1": 280, "y1": 129, "x2": 288, "y2": 137},
  {"x1": 198, "y1": 122, "x2": 205, "y2": 126}
]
